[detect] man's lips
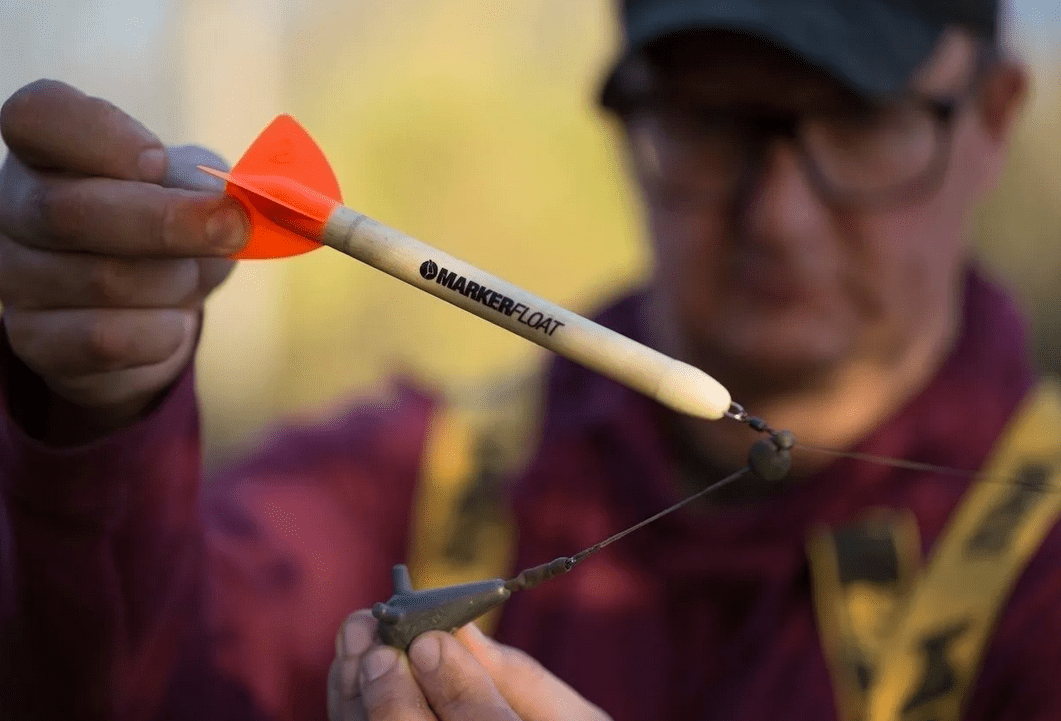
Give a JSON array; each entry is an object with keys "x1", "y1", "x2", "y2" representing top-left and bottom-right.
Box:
[{"x1": 730, "y1": 259, "x2": 821, "y2": 307}]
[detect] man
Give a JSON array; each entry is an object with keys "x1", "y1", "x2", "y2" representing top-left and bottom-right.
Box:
[{"x1": 0, "y1": 0, "x2": 1052, "y2": 720}]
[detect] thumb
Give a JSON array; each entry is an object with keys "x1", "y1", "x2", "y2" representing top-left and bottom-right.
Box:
[
  {"x1": 454, "y1": 623, "x2": 612, "y2": 721},
  {"x1": 162, "y1": 144, "x2": 230, "y2": 192}
]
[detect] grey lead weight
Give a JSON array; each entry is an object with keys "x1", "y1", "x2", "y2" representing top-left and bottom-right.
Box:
[{"x1": 373, "y1": 565, "x2": 512, "y2": 650}]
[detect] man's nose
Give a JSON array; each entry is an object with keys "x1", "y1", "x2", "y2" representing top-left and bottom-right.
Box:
[{"x1": 738, "y1": 140, "x2": 830, "y2": 249}]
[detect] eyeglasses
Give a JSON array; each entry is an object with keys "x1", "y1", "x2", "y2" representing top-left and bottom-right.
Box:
[{"x1": 616, "y1": 74, "x2": 984, "y2": 210}]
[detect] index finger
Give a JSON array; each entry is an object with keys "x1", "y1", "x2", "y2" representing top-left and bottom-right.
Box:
[
  {"x1": 1, "y1": 79, "x2": 165, "y2": 182},
  {"x1": 399, "y1": 632, "x2": 519, "y2": 721},
  {"x1": 0, "y1": 158, "x2": 246, "y2": 257}
]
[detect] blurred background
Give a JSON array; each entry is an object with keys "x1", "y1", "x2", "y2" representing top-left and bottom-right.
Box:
[{"x1": 0, "y1": 0, "x2": 1059, "y2": 469}]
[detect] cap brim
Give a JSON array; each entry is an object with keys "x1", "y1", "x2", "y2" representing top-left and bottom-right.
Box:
[{"x1": 600, "y1": 0, "x2": 946, "y2": 106}]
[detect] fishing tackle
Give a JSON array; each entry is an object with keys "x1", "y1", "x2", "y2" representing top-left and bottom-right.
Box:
[
  {"x1": 198, "y1": 115, "x2": 732, "y2": 422},
  {"x1": 197, "y1": 114, "x2": 1045, "y2": 652},
  {"x1": 372, "y1": 420, "x2": 794, "y2": 649}
]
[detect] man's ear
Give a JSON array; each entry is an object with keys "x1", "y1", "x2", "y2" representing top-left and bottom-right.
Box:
[
  {"x1": 978, "y1": 59, "x2": 1028, "y2": 139},
  {"x1": 972, "y1": 58, "x2": 1029, "y2": 192}
]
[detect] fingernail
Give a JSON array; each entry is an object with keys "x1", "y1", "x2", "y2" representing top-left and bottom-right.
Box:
[
  {"x1": 205, "y1": 206, "x2": 247, "y2": 251},
  {"x1": 462, "y1": 622, "x2": 490, "y2": 649},
  {"x1": 409, "y1": 634, "x2": 441, "y2": 673},
  {"x1": 138, "y1": 148, "x2": 167, "y2": 183},
  {"x1": 361, "y1": 646, "x2": 399, "y2": 683},
  {"x1": 457, "y1": 622, "x2": 499, "y2": 662},
  {"x1": 341, "y1": 620, "x2": 372, "y2": 657}
]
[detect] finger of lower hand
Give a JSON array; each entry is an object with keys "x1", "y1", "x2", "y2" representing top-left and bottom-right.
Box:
[
  {"x1": 329, "y1": 656, "x2": 368, "y2": 721},
  {"x1": 455, "y1": 624, "x2": 611, "y2": 721},
  {"x1": 45, "y1": 350, "x2": 196, "y2": 410},
  {"x1": 0, "y1": 79, "x2": 164, "y2": 181},
  {"x1": 358, "y1": 645, "x2": 435, "y2": 721},
  {"x1": 0, "y1": 169, "x2": 247, "y2": 256},
  {"x1": 4, "y1": 307, "x2": 196, "y2": 379},
  {"x1": 335, "y1": 610, "x2": 378, "y2": 700},
  {"x1": 0, "y1": 236, "x2": 207, "y2": 309},
  {"x1": 405, "y1": 632, "x2": 519, "y2": 721}
]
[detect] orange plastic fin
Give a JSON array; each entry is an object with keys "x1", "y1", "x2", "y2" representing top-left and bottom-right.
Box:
[
  {"x1": 204, "y1": 114, "x2": 343, "y2": 259},
  {"x1": 199, "y1": 166, "x2": 340, "y2": 242}
]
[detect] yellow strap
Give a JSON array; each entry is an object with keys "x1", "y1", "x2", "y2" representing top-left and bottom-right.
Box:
[
  {"x1": 405, "y1": 371, "x2": 544, "y2": 633},
  {"x1": 865, "y1": 378, "x2": 1061, "y2": 721},
  {"x1": 808, "y1": 509, "x2": 921, "y2": 721}
]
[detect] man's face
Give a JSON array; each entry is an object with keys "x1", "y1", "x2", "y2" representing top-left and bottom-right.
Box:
[{"x1": 623, "y1": 30, "x2": 1022, "y2": 395}]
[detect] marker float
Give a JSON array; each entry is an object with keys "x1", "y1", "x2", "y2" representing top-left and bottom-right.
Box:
[{"x1": 200, "y1": 115, "x2": 731, "y2": 420}]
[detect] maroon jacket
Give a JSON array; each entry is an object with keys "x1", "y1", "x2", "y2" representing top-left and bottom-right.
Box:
[{"x1": 1, "y1": 270, "x2": 1059, "y2": 721}]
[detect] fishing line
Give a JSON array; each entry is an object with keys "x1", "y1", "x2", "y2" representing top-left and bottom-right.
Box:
[
  {"x1": 525, "y1": 419, "x2": 1061, "y2": 590},
  {"x1": 504, "y1": 467, "x2": 752, "y2": 591},
  {"x1": 728, "y1": 402, "x2": 1061, "y2": 493},
  {"x1": 793, "y1": 443, "x2": 1061, "y2": 492},
  {"x1": 374, "y1": 407, "x2": 1061, "y2": 648},
  {"x1": 565, "y1": 467, "x2": 751, "y2": 567}
]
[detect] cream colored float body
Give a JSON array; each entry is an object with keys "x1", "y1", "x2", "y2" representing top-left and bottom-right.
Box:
[
  {"x1": 198, "y1": 114, "x2": 732, "y2": 421},
  {"x1": 320, "y1": 205, "x2": 732, "y2": 420}
]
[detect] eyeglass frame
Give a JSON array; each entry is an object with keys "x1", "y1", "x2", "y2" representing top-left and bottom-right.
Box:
[{"x1": 607, "y1": 44, "x2": 998, "y2": 210}]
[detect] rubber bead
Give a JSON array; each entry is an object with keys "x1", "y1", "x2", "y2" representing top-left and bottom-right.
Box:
[
  {"x1": 748, "y1": 437, "x2": 792, "y2": 482},
  {"x1": 772, "y1": 430, "x2": 796, "y2": 450}
]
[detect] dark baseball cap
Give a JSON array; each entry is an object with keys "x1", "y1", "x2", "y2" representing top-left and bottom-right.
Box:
[{"x1": 600, "y1": 0, "x2": 1001, "y2": 106}]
